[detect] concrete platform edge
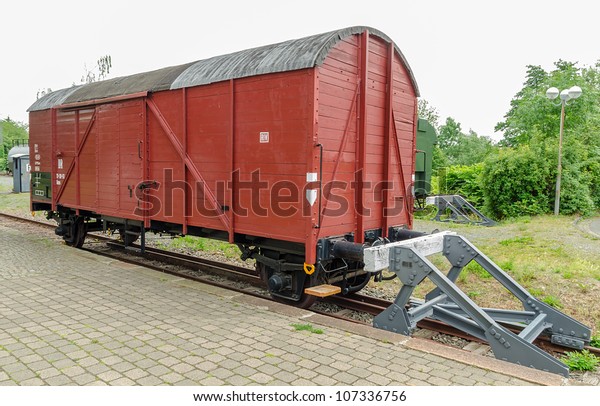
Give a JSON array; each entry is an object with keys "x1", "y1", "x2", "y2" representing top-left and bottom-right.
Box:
[{"x1": 405, "y1": 337, "x2": 566, "y2": 386}]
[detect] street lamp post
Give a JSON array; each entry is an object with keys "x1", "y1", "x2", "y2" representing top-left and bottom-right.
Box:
[{"x1": 545, "y1": 85, "x2": 582, "y2": 215}]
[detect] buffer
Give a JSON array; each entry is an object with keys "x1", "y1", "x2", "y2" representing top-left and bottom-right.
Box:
[
  {"x1": 364, "y1": 231, "x2": 591, "y2": 377},
  {"x1": 426, "y1": 195, "x2": 496, "y2": 226}
]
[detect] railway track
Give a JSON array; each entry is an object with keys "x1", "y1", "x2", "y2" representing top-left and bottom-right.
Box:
[
  {"x1": 0, "y1": 212, "x2": 267, "y2": 296},
  {"x1": 322, "y1": 293, "x2": 600, "y2": 358},
  {"x1": 1, "y1": 212, "x2": 598, "y2": 363}
]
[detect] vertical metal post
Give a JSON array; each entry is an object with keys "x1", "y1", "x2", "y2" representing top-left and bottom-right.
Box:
[
  {"x1": 228, "y1": 80, "x2": 235, "y2": 243},
  {"x1": 305, "y1": 69, "x2": 320, "y2": 265},
  {"x1": 554, "y1": 101, "x2": 565, "y2": 216},
  {"x1": 51, "y1": 108, "x2": 57, "y2": 211},
  {"x1": 75, "y1": 110, "x2": 80, "y2": 212},
  {"x1": 142, "y1": 99, "x2": 150, "y2": 229},
  {"x1": 355, "y1": 30, "x2": 369, "y2": 244},
  {"x1": 382, "y1": 42, "x2": 393, "y2": 236},
  {"x1": 182, "y1": 88, "x2": 188, "y2": 235},
  {"x1": 95, "y1": 107, "x2": 100, "y2": 210}
]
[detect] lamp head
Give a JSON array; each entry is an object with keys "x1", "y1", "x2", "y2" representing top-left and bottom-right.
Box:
[
  {"x1": 568, "y1": 85, "x2": 582, "y2": 99},
  {"x1": 560, "y1": 89, "x2": 571, "y2": 101},
  {"x1": 546, "y1": 87, "x2": 559, "y2": 100}
]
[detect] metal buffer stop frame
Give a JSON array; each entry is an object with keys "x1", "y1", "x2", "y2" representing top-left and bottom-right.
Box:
[{"x1": 364, "y1": 231, "x2": 591, "y2": 377}]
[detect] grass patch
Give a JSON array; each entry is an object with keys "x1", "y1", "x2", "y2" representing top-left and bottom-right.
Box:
[
  {"x1": 414, "y1": 215, "x2": 600, "y2": 331},
  {"x1": 498, "y1": 236, "x2": 534, "y2": 246},
  {"x1": 528, "y1": 287, "x2": 544, "y2": 298},
  {"x1": 541, "y1": 295, "x2": 563, "y2": 309},
  {"x1": 514, "y1": 268, "x2": 536, "y2": 285},
  {"x1": 499, "y1": 259, "x2": 514, "y2": 271},
  {"x1": 464, "y1": 262, "x2": 491, "y2": 279},
  {"x1": 167, "y1": 235, "x2": 241, "y2": 259},
  {"x1": 507, "y1": 216, "x2": 532, "y2": 224},
  {"x1": 591, "y1": 335, "x2": 600, "y2": 349},
  {"x1": 467, "y1": 290, "x2": 482, "y2": 299},
  {"x1": 456, "y1": 272, "x2": 469, "y2": 284},
  {"x1": 413, "y1": 205, "x2": 437, "y2": 219},
  {"x1": 561, "y1": 349, "x2": 599, "y2": 372},
  {"x1": 0, "y1": 189, "x2": 30, "y2": 213},
  {"x1": 290, "y1": 323, "x2": 323, "y2": 334},
  {"x1": 576, "y1": 282, "x2": 591, "y2": 294}
]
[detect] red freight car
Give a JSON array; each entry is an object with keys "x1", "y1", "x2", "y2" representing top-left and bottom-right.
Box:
[{"x1": 29, "y1": 26, "x2": 420, "y2": 306}]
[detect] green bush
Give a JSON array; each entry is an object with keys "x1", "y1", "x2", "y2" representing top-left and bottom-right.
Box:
[
  {"x1": 556, "y1": 139, "x2": 597, "y2": 216},
  {"x1": 559, "y1": 167, "x2": 595, "y2": 216},
  {"x1": 430, "y1": 175, "x2": 439, "y2": 195},
  {"x1": 481, "y1": 134, "x2": 598, "y2": 218},
  {"x1": 438, "y1": 163, "x2": 485, "y2": 208},
  {"x1": 588, "y1": 148, "x2": 600, "y2": 209},
  {"x1": 481, "y1": 146, "x2": 553, "y2": 219}
]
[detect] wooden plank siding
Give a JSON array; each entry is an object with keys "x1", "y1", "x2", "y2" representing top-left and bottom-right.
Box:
[
  {"x1": 316, "y1": 32, "x2": 417, "y2": 242},
  {"x1": 29, "y1": 28, "x2": 418, "y2": 266}
]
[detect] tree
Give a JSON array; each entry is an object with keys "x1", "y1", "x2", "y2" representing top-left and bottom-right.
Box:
[
  {"x1": 488, "y1": 60, "x2": 600, "y2": 215},
  {"x1": 431, "y1": 146, "x2": 449, "y2": 173},
  {"x1": 495, "y1": 64, "x2": 549, "y2": 147},
  {"x1": 81, "y1": 55, "x2": 112, "y2": 84},
  {"x1": 437, "y1": 117, "x2": 462, "y2": 150},
  {"x1": 417, "y1": 98, "x2": 440, "y2": 130},
  {"x1": 418, "y1": 101, "x2": 496, "y2": 177},
  {"x1": 451, "y1": 130, "x2": 495, "y2": 166},
  {"x1": 496, "y1": 60, "x2": 600, "y2": 148},
  {"x1": 437, "y1": 118, "x2": 496, "y2": 166},
  {"x1": 0, "y1": 118, "x2": 29, "y2": 171}
]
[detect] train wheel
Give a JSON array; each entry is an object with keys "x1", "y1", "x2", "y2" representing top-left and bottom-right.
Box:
[
  {"x1": 73, "y1": 221, "x2": 87, "y2": 248},
  {"x1": 256, "y1": 263, "x2": 316, "y2": 309},
  {"x1": 119, "y1": 228, "x2": 139, "y2": 246},
  {"x1": 290, "y1": 285, "x2": 317, "y2": 309},
  {"x1": 64, "y1": 217, "x2": 87, "y2": 248},
  {"x1": 270, "y1": 281, "x2": 317, "y2": 309},
  {"x1": 257, "y1": 262, "x2": 269, "y2": 284}
]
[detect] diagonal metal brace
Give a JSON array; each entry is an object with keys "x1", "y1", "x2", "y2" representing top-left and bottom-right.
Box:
[
  {"x1": 374, "y1": 244, "x2": 571, "y2": 377},
  {"x1": 443, "y1": 235, "x2": 591, "y2": 349}
]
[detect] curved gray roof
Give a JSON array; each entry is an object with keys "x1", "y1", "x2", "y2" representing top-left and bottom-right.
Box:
[
  {"x1": 7, "y1": 145, "x2": 29, "y2": 162},
  {"x1": 28, "y1": 86, "x2": 81, "y2": 112},
  {"x1": 29, "y1": 26, "x2": 419, "y2": 112}
]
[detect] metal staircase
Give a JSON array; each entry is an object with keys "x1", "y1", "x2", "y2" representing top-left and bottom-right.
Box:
[{"x1": 364, "y1": 231, "x2": 591, "y2": 377}]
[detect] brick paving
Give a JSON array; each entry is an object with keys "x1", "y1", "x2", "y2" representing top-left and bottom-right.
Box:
[{"x1": 0, "y1": 220, "x2": 566, "y2": 386}]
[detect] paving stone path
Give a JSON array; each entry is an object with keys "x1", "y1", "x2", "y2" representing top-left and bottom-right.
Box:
[{"x1": 0, "y1": 221, "x2": 564, "y2": 386}]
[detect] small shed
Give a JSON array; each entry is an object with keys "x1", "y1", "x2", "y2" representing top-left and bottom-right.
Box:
[
  {"x1": 12, "y1": 153, "x2": 30, "y2": 193},
  {"x1": 7, "y1": 145, "x2": 29, "y2": 174}
]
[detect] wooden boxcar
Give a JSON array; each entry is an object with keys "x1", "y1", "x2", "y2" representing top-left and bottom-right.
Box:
[{"x1": 29, "y1": 26, "x2": 419, "y2": 305}]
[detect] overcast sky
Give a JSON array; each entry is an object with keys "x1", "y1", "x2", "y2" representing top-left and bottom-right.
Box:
[{"x1": 1, "y1": 0, "x2": 598, "y2": 140}]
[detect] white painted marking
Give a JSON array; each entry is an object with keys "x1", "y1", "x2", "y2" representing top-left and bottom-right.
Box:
[{"x1": 306, "y1": 189, "x2": 318, "y2": 206}]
